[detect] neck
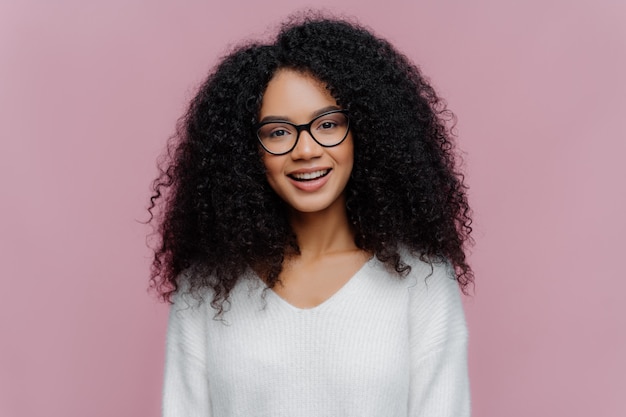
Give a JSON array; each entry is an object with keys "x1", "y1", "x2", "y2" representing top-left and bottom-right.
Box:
[{"x1": 288, "y1": 196, "x2": 357, "y2": 259}]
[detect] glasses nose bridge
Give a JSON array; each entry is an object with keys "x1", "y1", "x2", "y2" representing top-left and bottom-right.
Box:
[
  {"x1": 295, "y1": 121, "x2": 313, "y2": 138},
  {"x1": 293, "y1": 121, "x2": 319, "y2": 146}
]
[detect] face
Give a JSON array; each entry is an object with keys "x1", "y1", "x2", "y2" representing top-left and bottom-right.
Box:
[{"x1": 259, "y1": 69, "x2": 354, "y2": 215}]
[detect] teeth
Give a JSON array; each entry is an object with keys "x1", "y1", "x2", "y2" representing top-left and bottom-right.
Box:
[{"x1": 291, "y1": 170, "x2": 329, "y2": 180}]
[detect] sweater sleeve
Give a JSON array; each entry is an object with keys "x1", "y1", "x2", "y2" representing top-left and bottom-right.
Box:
[
  {"x1": 407, "y1": 262, "x2": 470, "y2": 417},
  {"x1": 162, "y1": 292, "x2": 212, "y2": 417}
]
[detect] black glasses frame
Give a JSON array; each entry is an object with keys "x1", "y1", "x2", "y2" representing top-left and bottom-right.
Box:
[{"x1": 255, "y1": 110, "x2": 350, "y2": 156}]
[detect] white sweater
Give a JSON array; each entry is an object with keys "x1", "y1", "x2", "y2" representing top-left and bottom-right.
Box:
[{"x1": 162, "y1": 254, "x2": 470, "y2": 417}]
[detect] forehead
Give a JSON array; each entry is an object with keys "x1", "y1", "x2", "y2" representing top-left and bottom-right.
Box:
[{"x1": 259, "y1": 69, "x2": 337, "y2": 121}]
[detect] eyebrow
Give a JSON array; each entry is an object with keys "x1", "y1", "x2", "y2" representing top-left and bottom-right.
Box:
[{"x1": 259, "y1": 105, "x2": 341, "y2": 124}]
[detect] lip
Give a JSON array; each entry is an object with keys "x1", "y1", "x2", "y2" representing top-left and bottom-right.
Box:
[
  {"x1": 287, "y1": 168, "x2": 332, "y2": 192},
  {"x1": 287, "y1": 166, "x2": 331, "y2": 175}
]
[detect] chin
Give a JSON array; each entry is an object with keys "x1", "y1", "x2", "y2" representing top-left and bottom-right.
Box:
[{"x1": 285, "y1": 193, "x2": 347, "y2": 216}]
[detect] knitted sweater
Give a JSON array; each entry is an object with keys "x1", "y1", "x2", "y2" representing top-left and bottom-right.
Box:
[{"x1": 162, "y1": 254, "x2": 470, "y2": 417}]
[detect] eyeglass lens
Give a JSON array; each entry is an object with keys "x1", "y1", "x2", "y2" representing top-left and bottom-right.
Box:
[{"x1": 257, "y1": 111, "x2": 349, "y2": 155}]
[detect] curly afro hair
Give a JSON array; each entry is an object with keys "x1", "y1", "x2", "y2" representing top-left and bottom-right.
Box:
[{"x1": 148, "y1": 15, "x2": 474, "y2": 313}]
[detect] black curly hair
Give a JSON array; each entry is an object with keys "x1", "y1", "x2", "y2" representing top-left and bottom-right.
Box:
[{"x1": 148, "y1": 14, "x2": 473, "y2": 313}]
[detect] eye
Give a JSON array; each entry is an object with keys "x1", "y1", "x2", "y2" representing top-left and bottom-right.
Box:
[
  {"x1": 258, "y1": 123, "x2": 295, "y2": 141},
  {"x1": 269, "y1": 128, "x2": 291, "y2": 138},
  {"x1": 313, "y1": 113, "x2": 347, "y2": 134},
  {"x1": 319, "y1": 121, "x2": 338, "y2": 130}
]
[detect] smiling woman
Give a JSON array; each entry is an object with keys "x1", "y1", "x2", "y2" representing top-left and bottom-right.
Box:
[
  {"x1": 259, "y1": 69, "x2": 354, "y2": 215},
  {"x1": 149, "y1": 13, "x2": 473, "y2": 417}
]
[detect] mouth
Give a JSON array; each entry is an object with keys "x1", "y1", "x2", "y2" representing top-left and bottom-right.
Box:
[{"x1": 288, "y1": 169, "x2": 331, "y2": 182}]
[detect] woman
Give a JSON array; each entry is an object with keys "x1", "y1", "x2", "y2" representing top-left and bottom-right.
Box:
[{"x1": 149, "y1": 15, "x2": 473, "y2": 417}]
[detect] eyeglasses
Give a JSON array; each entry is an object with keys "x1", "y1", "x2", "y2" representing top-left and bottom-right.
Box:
[{"x1": 255, "y1": 110, "x2": 350, "y2": 155}]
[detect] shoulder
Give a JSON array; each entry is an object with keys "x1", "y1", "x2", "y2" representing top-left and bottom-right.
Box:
[
  {"x1": 168, "y1": 268, "x2": 223, "y2": 327},
  {"x1": 170, "y1": 269, "x2": 265, "y2": 322},
  {"x1": 364, "y1": 248, "x2": 459, "y2": 298},
  {"x1": 168, "y1": 285, "x2": 211, "y2": 334},
  {"x1": 399, "y1": 248, "x2": 468, "y2": 339},
  {"x1": 398, "y1": 248, "x2": 457, "y2": 290}
]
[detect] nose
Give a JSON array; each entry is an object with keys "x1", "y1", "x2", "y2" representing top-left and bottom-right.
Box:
[{"x1": 290, "y1": 129, "x2": 323, "y2": 160}]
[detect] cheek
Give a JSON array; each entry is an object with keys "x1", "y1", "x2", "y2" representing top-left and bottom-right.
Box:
[
  {"x1": 336, "y1": 138, "x2": 355, "y2": 172},
  {"x1": 261, "y1": 154, "x2": 283, "y2": 187},
  {"x1": 261, "y1": 153, "x2": 275, "y2": 174}
]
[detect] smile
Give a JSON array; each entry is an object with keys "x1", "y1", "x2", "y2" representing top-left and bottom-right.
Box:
[{"x1": 289, "y1": 169, "x2": 331, "y2": 182}]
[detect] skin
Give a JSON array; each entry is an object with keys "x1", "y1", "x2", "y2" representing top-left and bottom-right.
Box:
[{"x1": 259, "y1": 69, "x2": 371, "y2": 309}]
